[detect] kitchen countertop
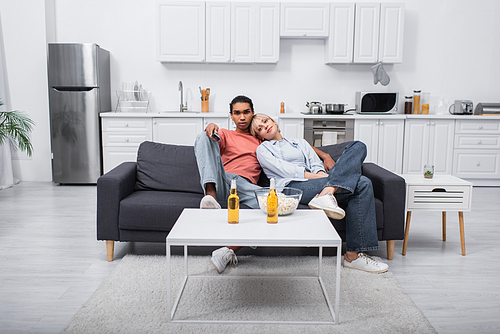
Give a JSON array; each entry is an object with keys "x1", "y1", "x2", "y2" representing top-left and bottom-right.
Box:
[{"x1": 100, "y1": 112, "x2": 500, "y2": 120}]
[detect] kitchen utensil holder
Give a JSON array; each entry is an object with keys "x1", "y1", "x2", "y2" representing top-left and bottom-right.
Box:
[{"x1": 115, "y1": 90, "x2": 151, "y2": 113}]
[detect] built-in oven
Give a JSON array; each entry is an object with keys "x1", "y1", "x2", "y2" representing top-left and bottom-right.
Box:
[{"x1": 304, "y1": 118, "x2": 354, "y2": 147}]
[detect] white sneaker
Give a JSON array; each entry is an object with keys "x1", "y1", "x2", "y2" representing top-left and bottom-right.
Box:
[
  {"x1": 343, "y1": 253, "x2": 389, "y2": 274},
  {"x1": 308, "y1": 193, "x2": 346, "y2": 219},
  {"x1": 211, "y1": 247, "x2": 238, "y2": 273},
  {"x1": 200, "y1": 195, "x2": 221, "y2": 209}
]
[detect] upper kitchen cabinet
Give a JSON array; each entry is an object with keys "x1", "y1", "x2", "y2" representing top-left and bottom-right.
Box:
[
  {"x1": 325, "y1": 2, "x2": 405, "y2": 64},
  {"x1": 227, "y1": 2, "x2": 279, "y2": 63},
  {"x1": 156, "y1": 1, "x2": 206, "y2": 62},
  {"x1": 280, "y1": 2, "x2": 329, "y2": 37},
  {"x1": 157, "y1": 1, "x2": 278, "y2": 63},
  {"x1": 206, "y1": 2, "x2": 230, "y2": 63},
  {"x1": 353, "y1": 3, "x2": 380, "y2": 63},
  {"x1": 378, "y1": 3, "x2": 405, "y2": 63},
  {"x1": 254, "y1": 3, "x2": 280, "y2": 63},
  {"x1": 325, "y1": 3, "x2": 355, "y2": 63}
]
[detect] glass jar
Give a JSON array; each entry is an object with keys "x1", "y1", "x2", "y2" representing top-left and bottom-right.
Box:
[
  {"x1": 424, "y1": 165, "x2": 434, "y2": 179},
  {"x1": 421, "y1": 92, "x2": 430, "y2": 114},
  {"x1": 404, "y1": 96, "x2": 413, "y2": 114},
  {"x1": 413, "y1": 90, "x2": 421, "y2": 114}
]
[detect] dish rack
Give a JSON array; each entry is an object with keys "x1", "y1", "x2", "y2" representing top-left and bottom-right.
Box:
[{"x1": 115, "y1": 90, "x2": 151, "y2": 113}]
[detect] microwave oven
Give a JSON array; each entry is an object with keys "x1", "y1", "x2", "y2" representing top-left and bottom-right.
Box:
[{"x1": 355, "y1": 92, "x2": 399, "y2": 114}]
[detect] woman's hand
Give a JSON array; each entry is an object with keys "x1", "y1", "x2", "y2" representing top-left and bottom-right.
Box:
[{"x1": 304, "y1": 171, "x2": 328, "y2": 179}]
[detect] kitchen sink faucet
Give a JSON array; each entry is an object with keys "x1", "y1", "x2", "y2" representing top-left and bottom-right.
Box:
[{"x1": 178, "y1": 81, "x2": 187, "y2": 112}]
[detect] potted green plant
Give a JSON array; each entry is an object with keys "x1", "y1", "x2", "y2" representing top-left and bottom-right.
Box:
[{"x1": 0, "y1": 102, "x2": 35, "y2": 157}]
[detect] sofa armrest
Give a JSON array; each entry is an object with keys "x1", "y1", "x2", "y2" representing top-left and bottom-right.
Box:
[
  {"x1": 97, "y1": 162, "x2": 137, "y2": 241},
  {"x1": 362, "y1": 163, "x2": 406, "y2": 240}
]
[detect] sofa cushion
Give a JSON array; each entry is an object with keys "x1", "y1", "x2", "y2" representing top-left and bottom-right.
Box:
[
  {"x1": 119, "y1": 190, "x2": 205, "y2": 231},
  {"x1": 135, "y1": 141, "x2": 204, "y2": 194}
]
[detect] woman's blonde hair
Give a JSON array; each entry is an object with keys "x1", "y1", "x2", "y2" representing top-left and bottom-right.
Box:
[{"x1": 250, "y1": 113, "x2": 280, "y2": 139}]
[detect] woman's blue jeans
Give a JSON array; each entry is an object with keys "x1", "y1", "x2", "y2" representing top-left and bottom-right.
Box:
[
  {"x1": 194, "y1": 133, "x2": 261, "y2": 209},
  {"x1": 288, "y1": 141, "x2": 379, "y2": 252}
]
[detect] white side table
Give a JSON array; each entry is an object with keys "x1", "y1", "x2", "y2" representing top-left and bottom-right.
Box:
[{"x1": 399, "y1": 174, "x2": 473, "y2": 256}]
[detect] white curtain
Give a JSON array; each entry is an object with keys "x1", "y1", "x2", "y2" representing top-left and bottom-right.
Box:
[{"x1": 0, "y1": 19, "x2": 17, "y2": 190}]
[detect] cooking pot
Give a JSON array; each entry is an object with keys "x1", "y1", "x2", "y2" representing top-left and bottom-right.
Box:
[
  {"x1": 306, "y1": 101, "x2": 322, "y2": 114},
  {"x1": 324, "y1": 103, "x2": 346, "y2": 114}
]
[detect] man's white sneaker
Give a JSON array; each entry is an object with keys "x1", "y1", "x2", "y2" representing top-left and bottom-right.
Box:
[
  {"x1": 211, "y1": 247, "x2": 238, "y2": 273},
  {"x1": 308, "y1": 193, "x2": 346, "y2": 219},
  {"x1": 200, "y1": 195, "x2": 221, "y2": 209},
  {"x1": 343, "y1": 253, "x2": 389, "y2": 274}
]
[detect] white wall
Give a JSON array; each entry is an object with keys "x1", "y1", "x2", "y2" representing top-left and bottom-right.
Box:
[
  {"x1": 0, "y1": 0, "x2": 52, "y2": 182},
  {"x1": 1, "y1": 0, "x2": 499, "y2": 181}
]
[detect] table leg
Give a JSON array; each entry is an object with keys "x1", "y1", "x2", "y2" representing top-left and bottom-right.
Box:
[
  {"x1": 166, "y1": 242, "x2": 171, "y2": 322},
  {"x1": 442, "y1": 211, "x2": 447, "y2": 241},
  {"x1": 459, "y1": 211, "x2": 466, "y2": 255},
  {"x1": 402, "y1": 211, "x2": 412, "y2": 255}
]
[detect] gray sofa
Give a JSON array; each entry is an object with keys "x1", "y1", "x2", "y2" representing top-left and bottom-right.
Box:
[{"x1": 97, "y1": 141, "x2": 406, "y2": 261}]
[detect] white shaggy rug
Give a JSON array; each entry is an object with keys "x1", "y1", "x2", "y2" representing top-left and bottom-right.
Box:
[{"x1": 62, "y1": 255, "x2": 435, "y2": 334}]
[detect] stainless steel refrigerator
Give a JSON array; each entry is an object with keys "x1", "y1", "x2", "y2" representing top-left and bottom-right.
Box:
[{"x1": 48, "y1": 43, "x2": 111, "y2": 184}]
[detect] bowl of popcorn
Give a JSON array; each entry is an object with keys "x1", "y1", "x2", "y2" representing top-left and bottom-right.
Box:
[{"x1": 254, "y1": 187, "x2": 303, "y2": 216}]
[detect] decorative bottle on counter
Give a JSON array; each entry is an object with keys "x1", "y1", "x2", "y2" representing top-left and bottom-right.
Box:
[
  {"x1": 280, "y1": 102, "x2": 285, "y2": 114},
  {"x1": 228, "y1": 179, "x2": 239, "y2": 224},
  {"x1": 404, "y1": 96, "x2": 413, "y2": 114},
  {"x1": 413, "y1": 90, "x2": 421, "y2": 114},
  {"x1": 267, "y1": 178, "x2": 278, "y2": 224}
]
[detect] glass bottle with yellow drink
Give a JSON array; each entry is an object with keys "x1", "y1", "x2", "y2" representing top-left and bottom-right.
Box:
[
  {"x1": 267, "y1": 178, "x2": 278, "y2": 224},
  {"x1": 228, "y1": 178, "x2": 239, "y2": 224}
]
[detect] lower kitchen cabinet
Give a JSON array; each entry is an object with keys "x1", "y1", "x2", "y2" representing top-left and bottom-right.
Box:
[
  {"x1": 354, "y1": 118, "x2": 404, "y2": 173},
  {"x1": 453, "y1": 119, "x2": 500, "y2": 185},
  {"x1": 101, "y1": 116, "x2": 152, "y2": 173},
  {"x1": 403, "y1": 118, "x2": 455, "y2": 175},
  {"x1": 278, "y1": 117, "x2": 304, "y2": 139},
  {"x1": 153, "y1": 118, "x2": 203, "y2": 146}
]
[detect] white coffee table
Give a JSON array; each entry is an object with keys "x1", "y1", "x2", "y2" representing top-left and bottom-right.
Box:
[
  {"x1": 399, "y1": 174, "x2": 473, "y2": 256},
  {"x1": 166, "y1": 209, "x2": 342, "y2": 325}
]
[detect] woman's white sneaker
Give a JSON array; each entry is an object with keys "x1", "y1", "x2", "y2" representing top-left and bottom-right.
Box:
[
  {"x1": 308, "y1": 193, "x2": 346, "y2": 219},
  {"x1": 343, "y1": 253, "x2": 389, "y2": 273}
]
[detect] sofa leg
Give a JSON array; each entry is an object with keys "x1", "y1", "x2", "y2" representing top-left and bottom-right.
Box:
[
  {"x1": 106, "y1": 240, "x2": 115, "y2": 262},
  {"x1": 386, "y1": 240, "x2": 395, "y2": 260}
]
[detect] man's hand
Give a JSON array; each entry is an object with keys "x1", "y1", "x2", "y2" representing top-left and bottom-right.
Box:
[
  {"x1": 312, "y1": 145, "x2": 335, "y2": 171},
  {"x1": 322, "y1": 156, "x2": 335, "y2": 171},
  {"x1": 205, "y1": 123, "x2": 220, "y2": 141}
]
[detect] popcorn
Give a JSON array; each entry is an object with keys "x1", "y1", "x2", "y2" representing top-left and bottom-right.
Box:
[{"x1": 257, "y1": 193, "x2": 299, "y2": 216}]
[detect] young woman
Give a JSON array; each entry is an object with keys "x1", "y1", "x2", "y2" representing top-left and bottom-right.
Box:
[{"x1": 250, "y1": 113, "x2": 388, "y2": 273}]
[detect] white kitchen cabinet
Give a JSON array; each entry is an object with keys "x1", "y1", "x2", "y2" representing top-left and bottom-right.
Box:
[
  {"x1": 255, "y1": 3, "x2": 280, "y2": 63},
  {"x1": 153, "y1": 118, "x2": 203, "y2": 146},
  {"x1": 101, "y1": 117, "x2": 152, "y2": 173},
  {"x1": 206, "y1": 2, "x2": 231, "y2": 63},
  {"x1": 325, "y1": 3, "x2": 355, "y2": 63},
  {"x1": 278, "y1": 117, "x2": 304, "y2": 139},
  {"x1": 378, "y1": 2, "x2": 405, "y2": 63},
  {"x1": 354, "y1": 118, "x2": 404, "y2": 173},
  {"x1": 280, "y1": 2, "x2": 329, "y2": 37},
  {"x1": 231, "y1": 2, "x2": 255, "y2": 63},
  {"x1": 403, "y1": 119, "x2": 455, "y2": 175},
  {"x1": 353, "y1": 3, "x2": 380, "y2": 63},
  {"x1": 192, "y1": 2, "x2": 279, "y2": 64},
  {"x1": 326, "y1": 2, "x2": 404, "y2": 64},
  {"x1": 203, "y1": 116, "x2": 229, "y2": 131},
  {"x1": 453, "y1": 119, "x2": 500, "y2": 182},
  {"x1": 156, "y1": 1, "x2": 205, "y2": 62}
]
